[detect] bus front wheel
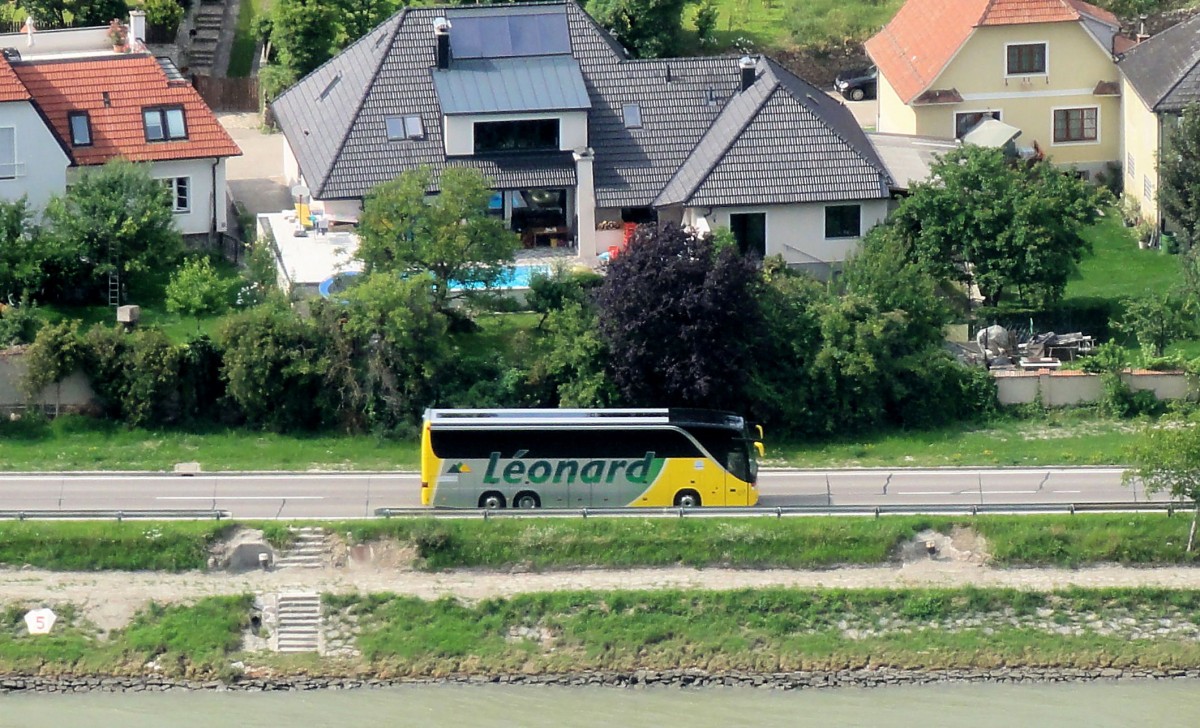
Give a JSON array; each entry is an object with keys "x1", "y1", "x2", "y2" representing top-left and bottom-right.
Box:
[
  {"x1": 479, "y1": 492, "x2": 507, "y2": 510},
  {"x1": 674, "y1": 490, "x2": 702, "y2": 508},
  {"x1": 514, "y1": 492, "x2": 541, "y2": 509}
]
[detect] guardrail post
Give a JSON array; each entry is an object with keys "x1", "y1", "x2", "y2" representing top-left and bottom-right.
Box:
[
  {"x1": 873, "y1": 507, "x2": 880, "y2": 520},
  {"x1": 970, "y1": 506, "x2": 978, "y2": 516},
  {"x1": 117, "y1": 510, "x2": 124, "y2": 522},
  {"x1": 1069, "y1": 504, "x2": 1076, "y2": 515},
  {"x1": 18, "y1": 511, "x2": 24, "y2": 521},
  {"x1": 776, "y1": 507, "x2": 782, "y2": 519},
  {"x1": 1168, "y1": 504, "x2": 1175, "y2": 518},
  {"x1": 678, "y1": 508, "x2": 685, "y2": 518},
  {"x1": 483, "y1": 509, "x2": 490, "y2": 521}
]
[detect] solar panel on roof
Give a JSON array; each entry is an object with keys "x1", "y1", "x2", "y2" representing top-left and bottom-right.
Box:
[{"x1": 449, "y1": 11, "x2": 570, "y2": 59}]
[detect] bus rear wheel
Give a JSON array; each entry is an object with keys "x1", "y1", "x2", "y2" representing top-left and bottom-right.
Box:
[
  {"x1": 479, "y1": 492, "x2": 507, "y2": 510},
  {"x1": 674, "y1": 490, "x2": 702, "y2": 508},
  {"x1": 514, "y1": 492, "x2": 541, "y2": 509}
]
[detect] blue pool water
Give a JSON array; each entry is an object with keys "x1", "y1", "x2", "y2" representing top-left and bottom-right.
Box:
[{"x1": 319, "y1": 266, "x2": 550, "y2": 298}]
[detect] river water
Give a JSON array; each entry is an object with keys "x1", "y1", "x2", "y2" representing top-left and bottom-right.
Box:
[{"x1": 4, "y1": 680, "x2": 1200, "y2": 727}]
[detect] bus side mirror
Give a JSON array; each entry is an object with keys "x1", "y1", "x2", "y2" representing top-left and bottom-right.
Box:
[
  {"x1": 755, "y1": 425, "x2": 764, "y2": 439},
  {"x1": 754, "y1": 442, "x2": 765, "y2": 458}
]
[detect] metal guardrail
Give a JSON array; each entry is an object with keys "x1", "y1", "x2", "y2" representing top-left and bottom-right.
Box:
[
  {"x1": 0, "y1": 510, "x2": 230, "y2": 521},
  {"x1": 375, "y1": 502, "x2": 1196, "y2": 520}
]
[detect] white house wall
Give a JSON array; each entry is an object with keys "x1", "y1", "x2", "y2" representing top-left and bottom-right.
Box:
[
  {"x1": 0, "y1": 100, "x2": 68, "y2": 212},
  {"x1": 149, "y1": 158, "x2": 227, "y2": 236},
  {"x1": 688, "y1": 200, "x2": 889, "y2": 272},
  {"x1": 443, "y1": 110, "x2": 588, "y2": 157}
]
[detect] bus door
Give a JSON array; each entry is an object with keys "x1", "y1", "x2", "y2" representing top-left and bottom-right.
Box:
[{"x1": 724, "y1": 444, "x2": 752, "y2": 506}]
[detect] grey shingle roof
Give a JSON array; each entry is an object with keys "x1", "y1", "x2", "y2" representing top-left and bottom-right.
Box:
[
  {"x1": 1119, "y1": 13, "x2": 1200, "y2": 113},
  {"x1": 432, "y1": 57, "x2": 591, "y2": 115},
  {"x1": 272, "y1": 0, "x2": 889, "y2": 208}
]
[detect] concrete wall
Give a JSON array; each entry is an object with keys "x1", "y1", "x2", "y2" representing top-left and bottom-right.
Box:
[
  {"x1": 443, "y1": 110, "x2": 587, "y2": 157},
  {"x1": 0, "y1": 26, "x2": 110, "y2": 55},
  {"x1": 1121, "y1": 75, "x2": 1161, "y2": 225},
  {"x1": 0, "y1": 100, "x2": 70, "y2": 211},
  {"x1": 911, "y1": 23, "x2": 1121, "y2": 170},
  {"x1": 0, "y1": 349, "x2": 95, "y2": 414},
  {"x1": 993, "y1": 370, "x2": 1195, "y2": 406}
]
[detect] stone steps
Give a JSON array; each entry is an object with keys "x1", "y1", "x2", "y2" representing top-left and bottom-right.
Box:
[
  {"x1": 273, "y1": 527, "x2": 328, "y2": 570},
  {"x1": 276, "y1": 592, "x2": 321, "y2": 653}
]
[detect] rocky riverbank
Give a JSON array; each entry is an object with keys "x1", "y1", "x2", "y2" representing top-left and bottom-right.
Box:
[{"x1": 5, "y1": 667, "x2": 1200, "y2": 695}]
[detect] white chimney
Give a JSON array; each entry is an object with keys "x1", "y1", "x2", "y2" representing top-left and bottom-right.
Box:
[{"x1": 129, "y1": 10, "x2": 146, "y2": 50}]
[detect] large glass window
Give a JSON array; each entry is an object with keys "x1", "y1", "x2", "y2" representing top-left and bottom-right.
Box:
[
  {"x1": 474, "y1": 119, "x2": 559, "y2": 154},
  {"x1": 1053, "y1": 107, "x2": 1097, "y2": 143},
  {"x1": 824, "y1": 204, "x2": 861, "y2": 239},
  {"x1": 729, "y1": 212, "x2": 766, "y2": 257},
  {"x1": 1007, "y1": 43, "x2": 1046, "y2": 75},
  {"x1": 143, "y1": 107, "x2": 187, "y2": 141}
]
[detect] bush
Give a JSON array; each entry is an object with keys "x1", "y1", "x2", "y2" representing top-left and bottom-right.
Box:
[
  {"x1": 80, "y1": 326, "x2": 182, "y2": 426},
  {"x1": 0, "y1": 299, "x2": 42, "y2": 347}
]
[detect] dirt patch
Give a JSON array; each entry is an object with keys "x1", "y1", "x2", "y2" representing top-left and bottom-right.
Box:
[{"x1": 897, "y1": 526, "x2": 990, "y2": 566}]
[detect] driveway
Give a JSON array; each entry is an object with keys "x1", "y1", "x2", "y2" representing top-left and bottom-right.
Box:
[{"x1": 220, "y1": 112, "x2": 293, "y2": 218}]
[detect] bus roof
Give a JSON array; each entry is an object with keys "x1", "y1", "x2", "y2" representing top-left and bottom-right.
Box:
[{"x1": 425, "y1": 408, "x2": 745, "y2": 430}]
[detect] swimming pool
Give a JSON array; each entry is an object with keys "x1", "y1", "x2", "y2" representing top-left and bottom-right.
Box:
[{"x1": 318, "y1": 265, "x2": 550, "y2": 298}]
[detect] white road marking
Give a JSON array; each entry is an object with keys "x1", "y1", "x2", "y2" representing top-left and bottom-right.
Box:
[
  {"x1": 985, "y1": 490, "x2": 1038, "y2": 495},
  {"x1": 1054, "y1": 490, "x2": 1082, "y2": 494},
  {"x1": 895, "y1": 490, "x2": 958, "y2": 495},
  {"x1": 155, "y1": 496, "x2": 325, "y2": 501}
]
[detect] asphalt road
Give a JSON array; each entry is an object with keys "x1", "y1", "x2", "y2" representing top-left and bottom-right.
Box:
[{"x1": 0, "y1": 468, "x2": 1159, "y2": 519}]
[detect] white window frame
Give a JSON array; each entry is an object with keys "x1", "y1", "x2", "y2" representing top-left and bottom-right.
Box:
[
  {"x1": 1050, "y1": 105, "x2": 1100, "y2": 146},
  {"x1": 953, "y1": 109, "x2": 1002, "y2": 140},
  {"x1": 0, "y1": 126, "x2": 16, "y2": 180},
  {"x1": 161, "y1": 176, "x2": 190, "y2": 213},
  {"x1": 823, "y1": 203, "x2": 862, "y2": 240},
  {"x1": 1004, "y1": 41, "x2": 1049, "y2": 78}
]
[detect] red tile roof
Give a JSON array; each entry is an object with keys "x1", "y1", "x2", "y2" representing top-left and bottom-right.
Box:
[
  {"x1": 867, "y1": 0, "x2": 1119, "y2": 105},
  {"x1": 9, "y1": 54, "x2": 239, "y2": 166},
  {"x1": 0, "y1": 59, "x2": 30, "y2": 102}
]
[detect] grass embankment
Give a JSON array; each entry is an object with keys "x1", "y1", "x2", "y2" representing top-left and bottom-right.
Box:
[
  {"x1": 0, "y1": 596, "x2": 250, "y2": 675},
  {"x1": 5, "y1": 515, "x2": 1197, "y2": 572},
  {"x1": 331, "y1": 587, "x2": 1200, "y2": 675}
]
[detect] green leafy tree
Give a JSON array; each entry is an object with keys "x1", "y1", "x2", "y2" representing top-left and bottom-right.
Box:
[
  {"x1": 1116, "y1": 293, "x2": 1190, "y2": 357},
  {"x1": 1160, "y1": 102, "x2": 1200, "y2": 251},
  {"x1": 44, "y1": 160, "x2": 182, "y2": 304},
  {"x1": 338, "y1": 272, "x2": 450, "y2": 430},
  {"x1": 219, "y1": 303, "x2": 331, "y2": 430},
  {"x1": 694, "y1": 0, "x2": 719, "y2": 46},
  {"x1": 21, "y1": 0, "x2": 128, "y2": 26},
  {"x1": 80, "y1": 325, "x2": 181, "y2": 426},
  {"x1": 0, "y1": 198, "x2": 49, "y2": 301},
  {"x1": 587, "y1": 0, "x2": 687, "y2": 57},
  {"x1": 892, "y1": 146, "x2": 1103, "y2": 307},
  {"x1": 526, "y1": 263, "x2": 602, "y2": 328},
  {"x1": 21, "y1": 320, "x2": 82, "y2": 416},
  {"x1": 166, "y1": 257, "x2": 230, "y2": 327},
  {"x1": 270, "y1": 0, "x2": 340, "y2": 79},
  {"x1": 357, "y1": 167, "x2": 519, "y2": 313},
  {"x1": 142, "y1": 0, "x2": 183, "y2": 33},
  {"x1": 334, "y1": 0, "x2": 398, "y2": 43},
  {"x1": 595, "y1": 223, "x2": 762, "y2": 409},
  {"x1": 537, "y1": 300, "x2": 616, "y2": 407},
  {"x1": 1125, "y1": 419, "x2": 1200, "y2": 552}
]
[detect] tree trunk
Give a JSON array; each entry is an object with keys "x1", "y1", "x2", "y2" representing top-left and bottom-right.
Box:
[{"x1": 1189, "y1": 504, "x2": 1199, "y2": 554}]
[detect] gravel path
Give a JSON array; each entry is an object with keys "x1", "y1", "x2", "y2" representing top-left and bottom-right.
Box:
[{"x1": 6, "y1": 561, "x2": 1200, "y2": 631}]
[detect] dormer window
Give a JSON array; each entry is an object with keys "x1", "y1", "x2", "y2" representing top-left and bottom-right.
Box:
[
  {"x1": 385, "y1": 115, "x2": 424, "y2": 141},
  {"x1": 143, "y1": 106, "x2": 187, "y2": 142},
  {"x1": 69, "y1": 111, "x2": 92, "y2": 146},
  {"x1": 622, "y1": 103, "x2": 642, "y2": 129}
]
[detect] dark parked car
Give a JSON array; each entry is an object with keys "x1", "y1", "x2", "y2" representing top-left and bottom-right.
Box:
[{"x1": 835, "y1": 66, "x2": 877, "y2": 101}]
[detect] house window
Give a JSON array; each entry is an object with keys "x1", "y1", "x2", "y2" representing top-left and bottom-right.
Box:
[
  {"x1": 474, "y1": 119, "x2": 559, "y2": 154},
  {"x1": 385, "y1": 115, "x2": 424, "y2": 140},
  {"x1": 162, "y1": 177, "x2": 190, "y2": 212},
  {"x1": 69, "y1": 112, "x2": 92, "y2": 146},
  {"x1": 1007, "y1": 43, "x2": 1047, "y2": 75},
  {"x1": 729, "y1": 212, "x2": 766, "y2": 257},
  {"x1": 143, "y1": 106, "x2": 187, "y2": 142},
  {"x1": 623, "y1": 103, "x2": 642, "y2": 129},
  {"x1": 0, "y1": 127, "x2": 15, "y2": 180},
  {"x1": 825, "y1": 204, "x2": 861, "y2": 239},
  {"x1": 1053, "y1": 107, "x2": 1098, "y2": 143},
  {"x1": 1144, "y1": 174, "x2": 1153, "y2": 200},
  {"x1": 954, "y1": 110, "x2": 1001, "y2": 139}
]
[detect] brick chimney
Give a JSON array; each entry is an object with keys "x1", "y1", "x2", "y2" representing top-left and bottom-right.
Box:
[
  {"x1": 433, "y1": 17, "x2": 451, "y2": 70},
  {"x1": 739, "y1": 55, "x2": 756, "y2": 92}
]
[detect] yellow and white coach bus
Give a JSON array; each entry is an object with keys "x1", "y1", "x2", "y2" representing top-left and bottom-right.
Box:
[{"x1": 420, "y1": 408, "x2": 763, "y2": 509}]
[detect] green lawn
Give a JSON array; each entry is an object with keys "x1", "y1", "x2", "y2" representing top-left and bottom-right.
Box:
[
  {"x1": 1065, "y1": 212, "x2": 1183, "y2": 302},
  {"x1": 228, "y1": 0, "x2": 271, "y2": 77},
  {"x1": 681, "y1": 0, "x2": 901, "y2": 53}
]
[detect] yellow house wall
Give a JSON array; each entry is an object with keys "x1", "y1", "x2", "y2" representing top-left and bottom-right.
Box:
[
  {"x1": 1120, "y1": 76, "x2": 1161, "y2": 225},
  {"x1": 911, "y1": 23, "x2": 1120, "y2": 170},
  {"x1": 876, "y1": 71, "x2": 917, "y2": 134}
]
